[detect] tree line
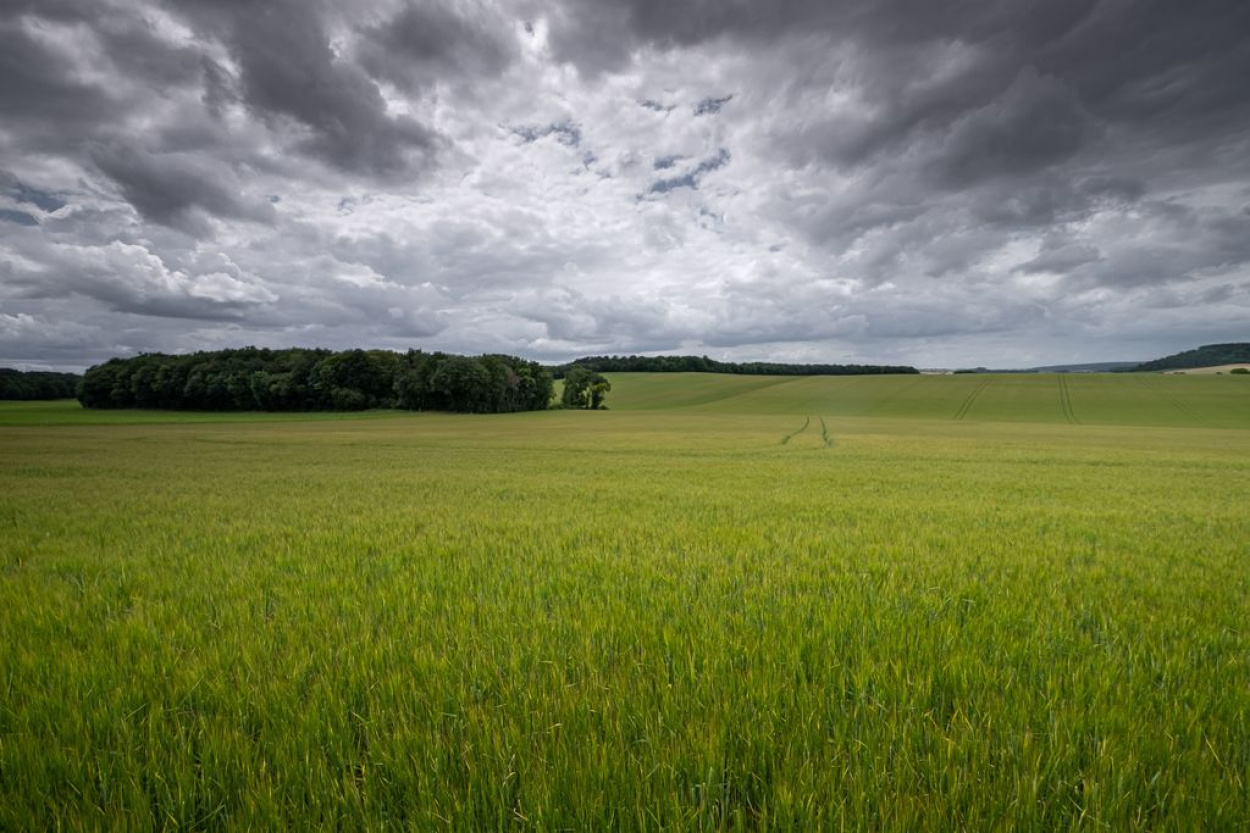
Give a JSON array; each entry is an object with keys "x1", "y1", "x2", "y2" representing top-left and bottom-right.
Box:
[
  {"x1": 0, "y1": 368, "x2": 83, "y2": 400},
  {"x1": 554, "y1": 354, "x2": 919, "y2": 378},
  {"x1": 78, "y1": 348, "x2": 554, "y2": 413}
]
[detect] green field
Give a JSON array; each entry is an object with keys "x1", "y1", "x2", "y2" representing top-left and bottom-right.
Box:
[
  {"x1": 2, "y1": 374, "x2": 1248, "y2": 829},
  {"x1": 599, "y1": 371, "x2": 1250, "y2": 428}
]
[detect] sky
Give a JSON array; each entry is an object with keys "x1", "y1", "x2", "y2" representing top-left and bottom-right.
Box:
[{"x1": 1, "y1": 0, "x2": 1248, "y2": 371}]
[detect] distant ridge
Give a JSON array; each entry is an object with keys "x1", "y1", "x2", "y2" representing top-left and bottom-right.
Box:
[
  {"x1": 1027, "y1": 361, "x2": 1139, "y2": 373},
  {"x1": 952, "y1": 362, "x2": 1138, "y2": 374},
  {"x1": 556, "y1": 355, "x2": 919, "y2": 378},
  {"x1": 1125, "y1": 343, "x2": 1250, "y2": 372}
]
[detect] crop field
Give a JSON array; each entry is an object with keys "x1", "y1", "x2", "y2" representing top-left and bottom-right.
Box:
[{"x1": 2, "y1": 374, "x2": 1248, "y2": 829}]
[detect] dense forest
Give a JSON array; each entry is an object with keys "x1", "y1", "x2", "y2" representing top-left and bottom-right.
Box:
[
  {"x1": 555, "y1": 354, "x2": 919, "y2": 378},
  {"x1": 0, "y1": 368, "x2": 82, "y2": 400},
  {"x1": 1125, "y1": 343, "x2": 1250, "y2": 372},
  {"x1": 78, "y1": 348, "x2": 554, "y2": 413}
]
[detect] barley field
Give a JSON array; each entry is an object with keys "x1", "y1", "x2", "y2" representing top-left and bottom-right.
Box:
[{"x1": 2, "y1": 373, "x2": 1248, "y2": 829}]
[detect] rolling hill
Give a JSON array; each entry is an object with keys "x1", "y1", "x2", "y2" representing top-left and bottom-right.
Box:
[
  {"x1": 600, "y1": 371, "x2": 1250, "y2": 428},
  {"x1": 1127, "y1": 342, "x2": 1250, "y2": 372}
]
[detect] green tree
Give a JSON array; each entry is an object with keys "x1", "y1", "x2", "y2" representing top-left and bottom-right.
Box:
[
  {"x1": 561, "y1": 367, "x2": 610, "y2": 409},
  {"x1": 589, "y1": 375, "x2": 611, "y2": 409},
  {"x1": 430, "y1": 355, "x2": 491, "y2": 412}
]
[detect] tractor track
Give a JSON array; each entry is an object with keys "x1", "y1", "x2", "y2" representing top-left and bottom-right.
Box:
[
  {"x1": 818, "y1": 416, "x2": 834, "y2": 448},
  {"x1": 780, "y1": 415, "x2": 834, "y2": 449},
  {"x1": 1130, "y1": 373, "x2": 1221, "y2": 428},
  {"x1": 1058, "y1": 375, "x2": 1081, "y2": 424},
  {"x1": 953, "y1": 378, "x2": 993, "y2": 421},
  {"x1": 780, "y1": 416, "x2": 810, "y2": 445}
]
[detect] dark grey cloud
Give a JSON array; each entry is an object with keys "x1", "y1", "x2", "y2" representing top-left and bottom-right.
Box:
[
  {"x1": 544, "y1": 0, "x2": 1250, "y2": 179},
  {"x1": 90, "y1": 145, "x2": 276, "y2": 234},
  {"x1": 221, "y1": 0, "x2": 442, "y2": 177},
  {"x1": 358, "y1": 0, "x2": 517, "y2": 92},
  {"x1": 1015, "y1": 237, "x2": 1102, "y2": 275},
  {"x1": 0, "y1": 17, "x2": 119, "y2": 137},
  {"x1": 927, "y1": 69, "x2": 1094, "y2": 190},
  {"x1": 1063, "y1": 201, "x2": 1250, "y2": 290},
  {"x1": 0, "y1": 209, "x2": 38, "y2": 227},
  {"x1": 92, "y1": 7, "x2": 205, "y2": 88}
]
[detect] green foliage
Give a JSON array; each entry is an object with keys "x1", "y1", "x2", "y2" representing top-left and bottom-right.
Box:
[
  {"x1": 77, "y1": 348, "x2": 553, "y2": 414},
  {"x1": 560, "y1": 366, "x2": 612, "y2": 409},
  {"x1": 1230, "y1": 367, "x2": 1249, "y2": 375},
  {"x1": 1126, "y1": 342, "x2": 1250, "y2": 372},
  {"x1": 0, "y1": 368, "x2": 81, "y2": 400}
]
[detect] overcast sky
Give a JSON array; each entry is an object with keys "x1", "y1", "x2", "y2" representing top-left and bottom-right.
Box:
[{"x1": 2, "y1": 0, "x2": 1248, "y2": 370}]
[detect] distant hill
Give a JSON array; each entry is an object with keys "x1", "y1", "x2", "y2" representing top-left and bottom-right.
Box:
[
  {"x1": 558, "y1": 354, "x2": 919, "y2": 378},
  {"x1": 1027, "y1": 361, "x2": 1140, "y2": 373},
  {"x1": 598, "y1": 371, "x2": 1250, "y2": 428},
  {"x1": 951, "y1": 362, "x2": 1138, "y2": 374},
  {"x1": 0, "y1": 368, "x2": 82, "y2": 400},
  {"x1": 1125, "y1": 343, "x2": 1250, "y2": 372}
]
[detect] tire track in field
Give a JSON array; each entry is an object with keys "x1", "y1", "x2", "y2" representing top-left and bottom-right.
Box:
[
  {"x1": 953, "y1": 378, "x2": 993, "y2": 421},
  {"x1": 818, "y1": 416, "x2": 834, "y2": 448},
  {"x1": 780, "y1": 416, "x2": 810, "y2": 445},
  {"x1": 1058, "y1": 375, "x2": 1081, "y2": 424},
  {"x1": 1129, "y1": 373, "x2": 1221, "y2": 428}
]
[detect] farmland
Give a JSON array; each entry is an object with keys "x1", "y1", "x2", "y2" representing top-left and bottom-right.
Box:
[{"x1": 2, "y1": 373, "x2": 1248, "y2": 829}]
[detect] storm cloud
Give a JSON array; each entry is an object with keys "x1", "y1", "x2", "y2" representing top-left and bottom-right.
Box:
[{"x1": 1, "y1": 0, "x2": 1247, "y2": 370}]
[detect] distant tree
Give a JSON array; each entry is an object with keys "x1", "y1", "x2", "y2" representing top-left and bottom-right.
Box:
[
  {"x1": 430, "y1": 355, "x2": 492, "y2": 412},
  {"x1": 554, "y1": 354, "x2": 919, "y2": 378},
  {"x1": 589, "y1": 375, "x2": 611, "y2": 410},
  {"x1": 1231, "y1": 367, "x2": 1249, "y2": 375},
  {"x1": 313, "y1": 349, "x2": 393, "y2": 409},
  {"x1": 560, "y1": 367, "x2": 588, "y2": 408},
  {"x1": 0, "y1": 368, "x2": 83, "y2": 400},
  {"x1": 562, "y1": 367, "x2": 610, "y2": 409}
]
